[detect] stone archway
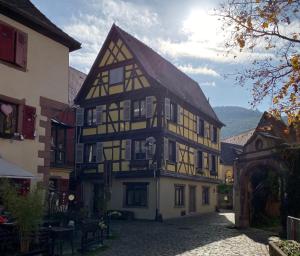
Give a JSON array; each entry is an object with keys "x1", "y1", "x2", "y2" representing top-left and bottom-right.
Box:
[{"x1": 234, "y1": 158, "x2": 287, "y2": 228}]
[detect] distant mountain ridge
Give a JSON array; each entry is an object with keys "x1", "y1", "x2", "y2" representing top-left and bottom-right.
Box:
[{"x1": 213, "y1": 106, "x2": 263, "y2": 139}]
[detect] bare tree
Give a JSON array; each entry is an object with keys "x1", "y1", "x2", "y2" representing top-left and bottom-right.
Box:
[{"x1": 217, "y1": 0, "x2": 300, "y2": 123}]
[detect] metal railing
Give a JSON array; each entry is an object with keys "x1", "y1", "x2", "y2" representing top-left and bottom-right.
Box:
[{"x1": 287, "y1": 216, "x2": 300, "y2": 242}]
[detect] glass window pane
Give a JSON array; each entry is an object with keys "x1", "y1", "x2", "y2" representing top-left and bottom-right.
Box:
[
  {"x1": 140, "y1": 100, "x2": 145, "y2": 116},
  {"x1": 109, "y1": 67, "x2": 123, "y2": 84}
]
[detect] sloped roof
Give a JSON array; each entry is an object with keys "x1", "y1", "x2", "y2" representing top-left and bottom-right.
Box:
[
  {"x1": 0, "y1": 0, "x2": 80, "y2": 51},
  {"x1": 75, "y1": 24, "x2": 222, "y2": 126},
  {"x1": 220, "y1": 142, "x2": 243, "y2": 165},
  {"x1": 223, "y1": 129, "x2": 255, "y2": 146},
  {"x1": 69, "y1": 67, "x2": 87, "y2": 105},
  {"x1": 244, "y1": 112, "x2": 294, "y2": 147},
  {"x1": 114, "y1": 25, "x2": 222, "y2": 125}
]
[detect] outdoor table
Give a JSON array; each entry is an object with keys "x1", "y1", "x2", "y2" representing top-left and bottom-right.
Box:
[{"x1": 49, "y1": 226, "x2": 74, "y2": 256}]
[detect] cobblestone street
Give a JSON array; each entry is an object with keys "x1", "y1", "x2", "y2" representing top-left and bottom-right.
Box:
[{"x1": 102, "y1": 211, "x2": 273, "y2": 256}]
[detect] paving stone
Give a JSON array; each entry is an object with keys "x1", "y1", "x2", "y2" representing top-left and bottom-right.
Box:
[{"x1": 101, "y1": 212, "x2": 271, "y2": 256}]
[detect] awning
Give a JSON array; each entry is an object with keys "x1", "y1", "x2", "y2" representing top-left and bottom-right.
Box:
[
  {"x1": 51, "y1": 118, "x2": 73, "y2": 128},
  {"x1": 0, "y1": 157, "x2": 36, "y2": 179}
]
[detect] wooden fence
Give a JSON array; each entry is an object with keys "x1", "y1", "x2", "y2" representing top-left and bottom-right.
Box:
[{"x1": 287, "y1": 216, "x2": 300, "y2": 242}]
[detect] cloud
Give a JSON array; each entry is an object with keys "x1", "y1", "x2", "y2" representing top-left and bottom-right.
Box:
[
  {"x1": 200, "y1": 81, "x2": 216, "y2": 87},
  {"x1": 64, "y1": 0, "x2": 159, "y2": 72},
  {"x1": 177, "y1": 64, "x2": 220, "y2": 77}
]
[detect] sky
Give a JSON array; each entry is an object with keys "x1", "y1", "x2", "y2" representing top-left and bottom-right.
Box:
[{"x1": 31, "y1": 0, "x2": 273, "y2": 111}]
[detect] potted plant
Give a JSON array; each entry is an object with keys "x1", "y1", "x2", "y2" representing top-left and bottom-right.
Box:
[{"x1": 0, "y1": 180, "x2": 44, "y2": 253}]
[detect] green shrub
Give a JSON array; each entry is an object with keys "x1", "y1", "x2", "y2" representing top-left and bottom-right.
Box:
[{"x1": 277, "y1": 240, "x2": 300, "y2": 256}]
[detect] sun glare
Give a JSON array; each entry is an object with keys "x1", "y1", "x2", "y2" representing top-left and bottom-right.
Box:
[{"x1": 182, "y1": 8, "x2": 221, "y2": 44}]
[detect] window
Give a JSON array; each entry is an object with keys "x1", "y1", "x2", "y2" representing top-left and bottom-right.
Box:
[
  {"x1": 212, "y1": 126, "x2": 218, "y2": 143},
  {"x1": 174, "y1": 185, "x2": 185, "y2": 207},
  {"x1": 86, "y1": 108, "x2": 96, "y2": 126},
  {"x1": 198, "y1": 119, "x2": 204, "y2": 137},
  {"x1": 168, "y1": 140, "x2": 176, "y2": 163},
  {"x1": 197, "y1": 151, "x2": 203, "y2": 171},
  {"x1": 210, "y1": 155, "x2": 217, "y2": 175},
  {"x1": 170, "y1": 102, "x2": 177, "y2": 122},
  {"x1": 133, "y1": 99, "x2": 145, "y2": 119},
  {"x1": 125, "y1": 183, "x2": 148, "y2": 207},
  {"x1": 85, "y1": 144, "x2": 96, "y2": 163},
  {"x1": 50, "y1": 124, "x2": 67, "y2": 166},
  {"x1": 134, "y1": 140, "x2": 146, "y2": 160},
  {"x1": 0, "y1": 22, "x2": 27, "y2": 68},
  {"x1": 0, "y1": 100, "x2": 18, "y2": 137},
  {"x1": 109, "y1": 67, "x2": 124, "y2": 84},
  {"x1": 202, "y1": 187, "x2": 210, "y2": 205}
]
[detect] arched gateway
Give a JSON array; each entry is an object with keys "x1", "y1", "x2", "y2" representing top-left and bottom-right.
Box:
[{"x1": 234, "y1": 112, "x2": 299, "y2": 228}]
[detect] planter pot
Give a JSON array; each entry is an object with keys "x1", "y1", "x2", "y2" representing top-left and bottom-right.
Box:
[{"x1": 269, "y1": 241, "x2": 287, "y2": 256}]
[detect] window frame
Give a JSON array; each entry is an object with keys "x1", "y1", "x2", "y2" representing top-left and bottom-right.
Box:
[
  {"x1": 211, "y1": 155, "x2": 217, "y2": 175},
  {"x1": 132, "y1": 99, "x2": 146, "y2": 120},
  {"x1": 199, "y1": 119, "x2": 205, "y2": 137},
  {"x1": 50, "y1": 124, "x2": 67, "y2": 166},
  {"x1": 170, "y1": 102, "x2": 177, "y2": 123},
  {"x1": 109, "y1": 66, "x2": 124, "y2": 85},
  {"x1": 197, "y1": 150, "x2": 203, "y2": 172},
  {"x1": 85, "y1": 107, "x2": 97, "y2": 127},
  {"x1": 124, "y1": 183, "x2": 148, "y2": 208},
  {"x1": 168, "y1": 140, "x2": 176, "y2": 163},
  {"x1": 212, "y1": 126, "x2": 218, "y2": 143},
  {"x1": 0, "y1": 99, "x2": 18, "y2": 138},
  {"x1": 84, "y1": 143, "x2": 97, "y2": 163},
  {"x1": 0, "y1": 21, "x2": 28, "y2": 70},
  {"x1": 174, "y1": 185, "x2": 185, "y2": 207},
  {"x1": 202, "y1": 187, "x2": 210, "y2": 205},
  {"x1": 133, "y1": 139, "x2": 146, "y2": 160}
]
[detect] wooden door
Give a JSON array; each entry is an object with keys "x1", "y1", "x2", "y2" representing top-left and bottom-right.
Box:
[{"x1": 189, "y1": 186, "x2": 196, "y2": 213}]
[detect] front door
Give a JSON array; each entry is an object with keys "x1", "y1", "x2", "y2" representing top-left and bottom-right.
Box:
[{"x1": 189, "y1": 186, "x2": 196, "y2": 213}]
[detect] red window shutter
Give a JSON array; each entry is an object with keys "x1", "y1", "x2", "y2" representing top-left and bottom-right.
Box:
[
  {"x1": 15, "y1": 30, "x2": 28, "y2": 68},
  {"x1": 22, "y1": 105, "x2": 36, "y2": 140},
  {"x1": 0, "y1": 23, "x2": 15, "y2": 63}
]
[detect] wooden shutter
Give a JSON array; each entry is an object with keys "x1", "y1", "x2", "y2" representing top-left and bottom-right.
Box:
[
  {"x1": 123, "y1": 100, "x2": 131, "y2": 121},
  {"x1": 145, "y1": 96, "x2": 153, "y2": 119},
  {"x1": 0, "y1": 23, "x2": 15, "y2": 63},
  {"x1": 76, "y1": 108, "x2": 84, "y2": 126},
  {"x1": 96, "y1": 142, "x2": 103, "y2": 162},
  {"x1": 164, "y1": 138, "x2": 169, "y2": 161},
  {"x1": 22, "y1": 105, "x2": 36, "y2": 140},
  {"x1": 204, "y1": 121, "x2": 208, "y2": 138},
  {"x1": 208, "y1": 154, "x2": 212, "y2": 172},
  {"x1": 210, "y1": 125, "x2": 214, "y2": 141},
  {"x1": 194, "y1": 149, "x2": 198, "y2": 168},
  {"x1": 96, "y1": 105, "x2": 103, "y2": 125},
  {"x1": 164, "y1": 98, "x2": 170, "y2": 120},
  {"x1": 125, "y1": 139, "x2": 131, "y2": 160},
  {"x1": 15, "y1": 30, "x2": 28, "y2": 68},
  {"x1": 76, "y1": 143, "x2": 84, "y2": 163},
  {"x1": 177, "y1": 105, "x2": 182, "y2": 125},
  {"x1": 175, "y1": 142, "x2": 179, "y2": 163},
  {"x1": 196, "y1": 116, "x2": 200, "y2": 134}
]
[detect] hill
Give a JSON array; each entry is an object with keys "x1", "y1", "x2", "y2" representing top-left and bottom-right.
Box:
[{"x1": 214, "y1": 106, "x2": 262, "y2": 139}]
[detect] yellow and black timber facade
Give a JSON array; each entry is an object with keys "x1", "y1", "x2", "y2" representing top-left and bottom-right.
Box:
[{"x1": 74, "y1": 24, "x2": 224, "y2": 220}]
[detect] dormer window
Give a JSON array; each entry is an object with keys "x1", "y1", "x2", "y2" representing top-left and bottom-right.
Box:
[{"x1": 109, "y1": 67, "x2": 124, "y2": 85}]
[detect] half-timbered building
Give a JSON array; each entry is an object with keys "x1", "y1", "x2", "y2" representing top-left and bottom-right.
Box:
[{"x1": 74, "y1": 24, "x2": 223, "y2": 220}]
